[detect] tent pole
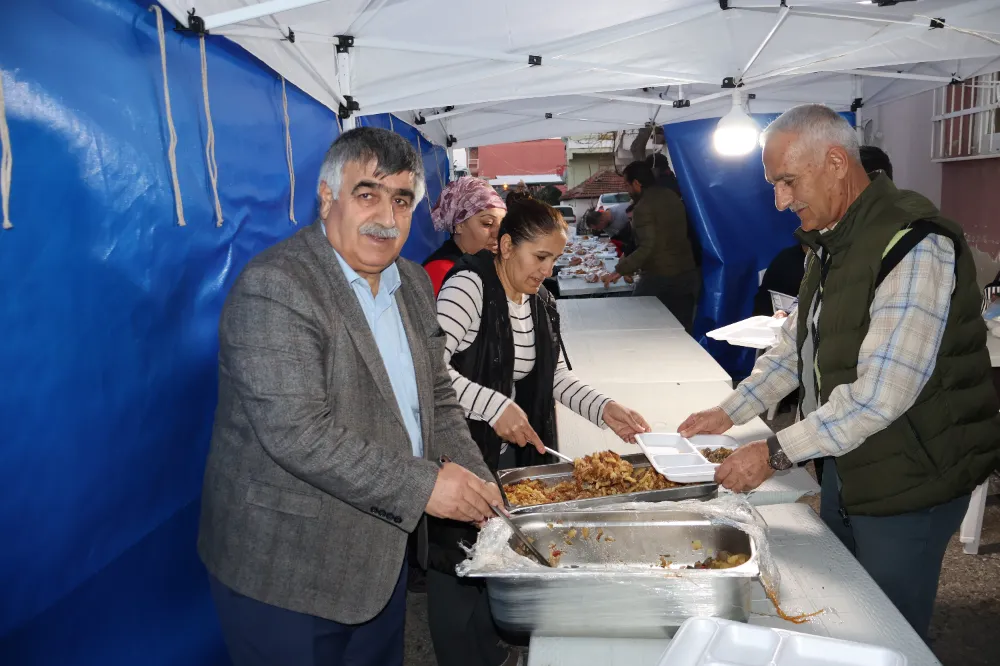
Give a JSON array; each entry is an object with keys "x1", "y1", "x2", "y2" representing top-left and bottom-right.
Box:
[
  {"x1": 201, "y1": 0, "x2": 333, "y2": 31},
  {"x1": 741, "y1": 0, "x2": 998, "y2": 83},
  {"x1": 351, "y1": 37, "x2": 704, "y2": 84},
  {"x1": 740, "y1": 5, "x2": 790, "y2": 80},
  {"x1": 419, "y1": 103, "x2": 501, "y2": 123},
  {"x1": 337, "y1": 49, "x2": 356, "y2": 131},
  {"x1": 853, "y1": 75, "x2": 865, "y2": 143},
  {"x1": 830, "y1": 70, "x2": 954, "y2": 84}
]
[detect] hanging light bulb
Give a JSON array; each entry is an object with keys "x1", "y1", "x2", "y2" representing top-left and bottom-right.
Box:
[{"x1": 713, "y1": 91, "x2": 760, "y2": 157}]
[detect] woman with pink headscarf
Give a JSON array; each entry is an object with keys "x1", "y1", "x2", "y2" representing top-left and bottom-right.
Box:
[{"x1": 423, "y1": 177, "x2": 507, "y2": 295}]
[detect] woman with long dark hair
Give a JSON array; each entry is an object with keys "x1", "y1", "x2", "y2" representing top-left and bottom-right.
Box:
[{"x1": 426, "y1": 193, "x2": 650, "y2": 666}]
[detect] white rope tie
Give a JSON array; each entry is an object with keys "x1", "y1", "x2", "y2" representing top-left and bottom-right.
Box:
[
  {"x1": 281, "y1": 77, "x2": 297, "y2": 224},
  {"x1": 149, "y1": 4, "x2": 186, "y2": 227},
  {"x1": 199, "y1": 36, "x2": 223, "y2": 227},
  {"x1": 0, "y1": 72, "x2": 13, "y2": 230}
]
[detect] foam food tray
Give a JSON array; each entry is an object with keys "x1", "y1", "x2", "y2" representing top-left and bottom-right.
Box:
[
  {"x1": 660, "y1": 617, "x2": 907, "y2": 666},
  {"x1": 634, "y1": 433, "x2": 738, "y2": 483}
]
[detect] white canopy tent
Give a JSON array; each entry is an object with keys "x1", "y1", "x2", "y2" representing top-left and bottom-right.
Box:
[{"x1": 157, "y1": 0, "x2": 1000, "y2": 147}]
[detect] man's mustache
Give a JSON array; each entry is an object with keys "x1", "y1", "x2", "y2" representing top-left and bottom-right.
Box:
[{"x1": 359, "y1": 222, "x2": 400, "y2": 239}]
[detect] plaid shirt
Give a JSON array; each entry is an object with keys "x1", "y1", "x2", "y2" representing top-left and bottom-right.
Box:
[{"x1": 720, "y1": 234, "x2": 956, "y2": 463}]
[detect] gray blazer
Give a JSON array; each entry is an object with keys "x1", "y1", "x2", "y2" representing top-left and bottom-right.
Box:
[{"x1": 198, "y1": 221, "x2": 492, "y2": 624}]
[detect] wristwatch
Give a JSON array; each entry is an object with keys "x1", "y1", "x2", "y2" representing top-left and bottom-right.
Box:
[{"x1": 765, "y1": 436, "x2": 792, "y2": 471}]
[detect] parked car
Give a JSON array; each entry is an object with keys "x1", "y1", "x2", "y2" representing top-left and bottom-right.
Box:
[
  {"x1": 596, "y1": 192, "x2": 631, "y2": 211},
  {"x1": 554, "y1": 205, "x2": 577, "y2": 227}
]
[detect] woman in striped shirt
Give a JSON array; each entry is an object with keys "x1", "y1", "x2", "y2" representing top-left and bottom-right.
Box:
[{"x1": 426, "y1": 193, "x2": 649, "y2": 666}]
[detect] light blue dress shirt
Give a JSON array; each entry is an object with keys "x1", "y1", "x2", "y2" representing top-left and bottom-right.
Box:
[{"x1": 330, "y1": 245, "x2": 423, "y2": 458}]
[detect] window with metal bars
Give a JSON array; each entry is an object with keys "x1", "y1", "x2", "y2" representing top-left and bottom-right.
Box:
[{"x1": 931, "y1": 72, "x2": 1000, "y2": 162}]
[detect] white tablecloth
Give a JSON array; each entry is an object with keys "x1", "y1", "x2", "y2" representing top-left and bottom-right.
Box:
[
  {"x1": 528, "y1": 503, "x2": 941, "y2": 666},
  {"x1": 557, "y1": 296, "x2": 684, "y2": 332},
  {"x1": 988, "y1": 334, "x2": 1000, "y2": 367},
  {"x1": 562, "y1": 329, "x2": 731, "y2": 384}
]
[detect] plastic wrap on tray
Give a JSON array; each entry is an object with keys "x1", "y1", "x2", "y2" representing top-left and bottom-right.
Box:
[{"x1": 456, "y1": 495, "x2": 781, "y2": 637}]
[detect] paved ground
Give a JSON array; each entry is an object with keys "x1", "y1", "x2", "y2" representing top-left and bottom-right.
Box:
[{"x1": 404, "y1": 410, "x2": 1000, "y2": 666}]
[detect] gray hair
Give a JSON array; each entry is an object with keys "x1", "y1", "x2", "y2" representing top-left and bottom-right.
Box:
[
  {"x1": 318, "y1": 126, "x2": 426, "y2": 202},
  {"x1": 761, "y1": 104, "x2": 861, "y2": 163}
]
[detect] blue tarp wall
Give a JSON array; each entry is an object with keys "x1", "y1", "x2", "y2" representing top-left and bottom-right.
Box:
[
  {"x1": 665, "y1": 113, "x2": 854, "y2": 379},
  {"x1": 0, "y1": 1, "x2": 446, "y2": 664}
]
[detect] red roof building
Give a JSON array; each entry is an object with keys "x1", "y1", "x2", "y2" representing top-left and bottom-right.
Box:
[
  {"x1": 468, "y1": 139, "x2": 566, "y2": 180},
  {"x1": 560, "y1": 170, "x2": 627, "y2": 201}
]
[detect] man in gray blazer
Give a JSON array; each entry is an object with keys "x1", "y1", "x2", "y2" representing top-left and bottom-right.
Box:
[{"x1": 198, "y1": 127, "x2": 502, "y2": 666}]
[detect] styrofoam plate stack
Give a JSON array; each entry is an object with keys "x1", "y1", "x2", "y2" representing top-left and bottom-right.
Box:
[
  {"x1": 634, "y1": 433, "x2": 739, "y2": 483},
  {"x1": 659, "y1": 618, "x2": 907, "y2": 666}
]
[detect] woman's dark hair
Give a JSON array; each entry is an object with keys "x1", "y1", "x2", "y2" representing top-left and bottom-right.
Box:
[{"x1": 498, "y1": 191, "x2": 567, "y2": 246}]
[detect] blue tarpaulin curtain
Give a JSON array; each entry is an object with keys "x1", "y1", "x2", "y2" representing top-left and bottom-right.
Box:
[
  {"x1": 0, "y1": 1, "x2": 446, "y2": 664},
  {"x1": 664, "y1": 113, "x2": 854, "y2": 379}
]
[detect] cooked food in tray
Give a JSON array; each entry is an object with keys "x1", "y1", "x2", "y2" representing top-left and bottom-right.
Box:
[
  {"x1": 703, "y1": 447, "x2": 736, "y2": 464},
  {"x1": 687, "y1": 551, "x2": 750, "y2": 569},
  {"x1": 503, "y1": 450, "x2": 682, "y2": 507}
]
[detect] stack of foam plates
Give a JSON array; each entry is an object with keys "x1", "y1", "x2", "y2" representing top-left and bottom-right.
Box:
[
  {"x1": 660, "y1": 617, "x2": 907, "y2": 666},
  {"x1": 634, "y1": 433, "x2": 739, "y2": 483}
]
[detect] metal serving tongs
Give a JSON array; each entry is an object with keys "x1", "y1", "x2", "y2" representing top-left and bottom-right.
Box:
[
  {"x1": 441, "y1": 454, "x2": 552, "y2": 567},
  {"x1": 489, "y1": 505, "x2": 553, "y2": 567},
  {"x1": 501, "y1": 440, "x2": 573, "y2": 464}
]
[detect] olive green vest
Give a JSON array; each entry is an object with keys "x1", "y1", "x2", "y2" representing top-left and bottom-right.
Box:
[{"x1": 796, "y1": 175, "x2": 999, "y2": 516}]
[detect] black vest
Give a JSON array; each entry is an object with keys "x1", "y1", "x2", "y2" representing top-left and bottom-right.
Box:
[
  {"x1": 421, "y1": 237, "x2": 462, "y2": 267},
  {"x1": 426, "y1": 250, "x2": 562, "y2": 573}
]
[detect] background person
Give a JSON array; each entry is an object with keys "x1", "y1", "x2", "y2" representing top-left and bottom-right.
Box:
[
  {"x1": 603, "y1": 161, "x2": 700, "y2": 332},
  {"x1": 423, "y1": 176, "x2": 507, "y2": 294}
]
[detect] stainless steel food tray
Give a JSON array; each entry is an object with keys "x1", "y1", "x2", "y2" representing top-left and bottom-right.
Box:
[
  {"x1": 497, "y1": 453, "x2": 718, "y2": 514},
  {"x1": 465, "y1": 507, "x2": 759, "y2": 637}
]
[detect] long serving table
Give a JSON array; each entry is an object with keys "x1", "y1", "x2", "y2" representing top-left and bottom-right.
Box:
[
  {"x1": 528, "y1": 504, "x2": 943, "y2": 666},
  {"x1": 562, "y1": 328, "x2": 732, "y2": 385},
  {"x1": 557, "y1": 296, "x2": 684, "y2": 332}
]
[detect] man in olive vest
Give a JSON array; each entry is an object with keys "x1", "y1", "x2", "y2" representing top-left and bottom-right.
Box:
[{"x1": 679, "y1": 104, "x2": 999, "y2": 640}]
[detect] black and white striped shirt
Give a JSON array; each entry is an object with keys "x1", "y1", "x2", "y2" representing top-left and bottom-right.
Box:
[{"x1": 437, "y1": 270, "x2": 610, "y2": 428}]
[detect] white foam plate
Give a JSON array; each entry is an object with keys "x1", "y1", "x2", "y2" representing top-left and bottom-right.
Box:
[
  {"x1": 634, "y1": 433, "x2": 739, "y2": 483},
  {"x1": 660, "y1": 617, "x2": 907, "y2": 666},
  {"x1": 707, "y1": 316, "x2": 785, "y2": 350}
]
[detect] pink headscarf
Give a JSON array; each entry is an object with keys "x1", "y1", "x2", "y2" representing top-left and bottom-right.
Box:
[{"x1": 430, "y1": 177, "x2": 506, "y2": 233}]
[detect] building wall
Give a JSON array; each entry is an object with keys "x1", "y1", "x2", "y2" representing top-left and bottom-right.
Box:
[
  {"x1": 566, "y1": 153, "x2": 612, "y2": 189},
  {"x1": 474, "y1": 139, "x2": 566, "y2": 179},
  {"x1": 872, "y1": 90, "x2": 1000, "y2": 286},
  {"x1": 941, "y1": 159, "x2": 1000, "y2": 287},
  {"x1": 871, "y1": 90, "x2": 942, "y2": 207},
  {"x1": 564, "y1": 198, "x2": 599, "y2": 218}
]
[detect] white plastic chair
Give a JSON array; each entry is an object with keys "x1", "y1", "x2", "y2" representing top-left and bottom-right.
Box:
[{"x1": 959, "y1": 480, "x2": 990, "y2": 555}]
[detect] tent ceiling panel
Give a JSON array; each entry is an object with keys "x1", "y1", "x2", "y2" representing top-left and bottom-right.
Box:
[{"x1": 159, "y1": 0, "x2": 1000, "y2": 146}]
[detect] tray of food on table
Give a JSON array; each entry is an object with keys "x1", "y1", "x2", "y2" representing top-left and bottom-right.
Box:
[{"x1": 497, "y1": 449, "x2": 729, "y2": 513}]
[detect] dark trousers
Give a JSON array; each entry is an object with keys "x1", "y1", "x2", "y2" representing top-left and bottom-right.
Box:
[
  {"x1": 819, "y1": 458, "x2": 969, "y2": 641},
  {"x1": 426, "y1": 569, "x2": 510, "y2": 666},
  {"x1": 633, "y1": 269, "x2": 700, "y2": 333},
  {"x1": 208, "y1": 564, "x2": 407, "y2": 666}
]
